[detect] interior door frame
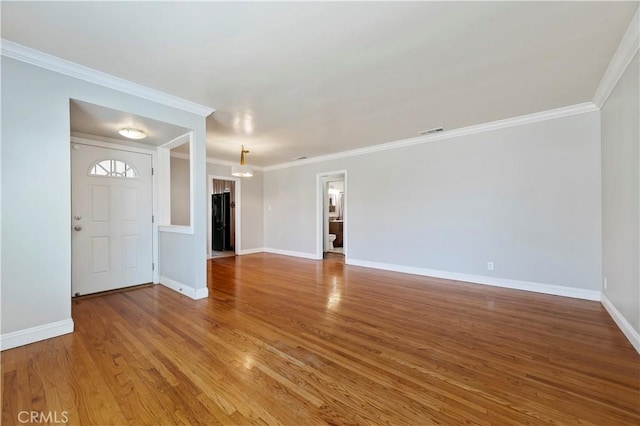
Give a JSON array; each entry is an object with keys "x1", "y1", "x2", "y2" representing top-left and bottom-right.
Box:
[
  {"x1": 70, "y1": 135, "x2": 159, "y2": 285},
  {"x1": 208, "y1": 174, "x2": 242, "y2": 257},
  {"x1": 316, "y1": 170, "x2": 348, "y2": 261}
]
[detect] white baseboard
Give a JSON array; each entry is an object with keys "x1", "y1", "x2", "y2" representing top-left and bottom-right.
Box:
[
  {"x1": 159, "y1": 275, "x2": 209, "y2": 300},
  {"x1": 237, "y1": 247, "x2": 264, "y2": 255},
  {"x1": 346, "y1": 258, "x2": 601, "y2": 301},
  {"x1": 601, "y1": 293, "x2": 640, "y2": 354},
  {"x1": 263, "y1": 247, "x2": 319, "y2": 260},
  {"x1": 217, "y1": 247, "x2": 320, "y2": 259},
  {"x1": 194, "y1": 287, "x2": 209, "y2": 300},
  {"x1": 1, "y1": 318, "x2": 74, "y2": 351}
]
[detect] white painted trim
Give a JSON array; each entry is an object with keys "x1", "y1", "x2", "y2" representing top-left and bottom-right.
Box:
[
  {"x1": 186, "y1": 133, "x2": 196, "y2": 231},
  {"x1": 152, "y1": 148, "x2": 161, "y2": 283},
  {"x1": 70, "y1": 137, "x2": 157, "y2": 154},
  {"x1": 593, "y1": 8, "x2": 640, "y2": 108},
  {"x1": 158, "y1": 225, "x2": 193, "y2": 235},
  {"x1": 159, "y1": 275, "x2": 208, "y2": 300},
  {"x1": 194, "y1": 287, "x2": 209, "y2": 300},
  {"x1": 601, "y1": 293, "x2": 640, "y2": 354},
  {"x1": 158, "y1": 146, "x2": 171, "y2": 226},
  {"x1": 1, "y1": 39, "x2": 214, "y2": 117},
  {"x1": 346, "y1": 258, "x2": 602, "y2": 301},
  {"x1": 71, "y1": 135, "x2": 156, "y2": 155},
  {"x1": 1, "y1": 319, "x2": 74, "y2": 351},
  {"x1": 160, "y1": 132, "x2": 191, "y2": 150},
  {"x1": 263, "y1": 247, "x2": 319, "y2": 260},
  {"x1": 263, "y1": 102, "x2": 599, "y2": 172},
  {"x1": 237, "y1": 247, "x2": 264, "y2": 255},
  {"x1": 320, "y1": 176, "x2": 331, "y2": 256},
  {"x1": 71, "y1": 132, "x2": 163, "y2": 151},
  {"x1": 208, "y1": 174, "x2": 242, "y2": 256}
]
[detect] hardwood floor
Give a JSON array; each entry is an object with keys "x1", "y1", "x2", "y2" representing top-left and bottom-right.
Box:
[{"x1": 2, "y1": 253, "x2": 639, "y2": 425}]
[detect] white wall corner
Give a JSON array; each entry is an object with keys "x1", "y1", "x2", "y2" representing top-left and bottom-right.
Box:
[
  {"x1": 0, "y1": 39, "x2": 215, "y2": 117},
  {"x1": 346, "y1": 258, "x2": 602, "y2": 301},
  {"x1": 159, "y1": 275, "x2": 208, "y2": 300},
  {"x1": 0, "y1": 319, "x2": 74, "y2": 351},
  {"x1": 601, "y1": 293, "x2": 640, "y2": 355},
  {"x1": 263, "y1": 248, "x2": 321, "y2": 260},
  {"x1": 593, "y1": 8, "x2": 640, "y2": 108}
]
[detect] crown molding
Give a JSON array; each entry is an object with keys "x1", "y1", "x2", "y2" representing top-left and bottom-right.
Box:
[
  {"x1": 263, "y1": 102, "x2": 599, "y2": 172},
  {"x1": 593, "y1": 8, "x2": 640, "y2": 108},
  {"x1": 1, "y1": 39, "x2": 215, "y2": 117},
  {"x1": 160, "y1": 132, "x2": 191, "y2": 149}
]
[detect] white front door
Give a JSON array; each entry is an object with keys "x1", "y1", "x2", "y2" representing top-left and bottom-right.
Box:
[{"x1": 71, "y1": 144, "x2": 153, "y2": 296}]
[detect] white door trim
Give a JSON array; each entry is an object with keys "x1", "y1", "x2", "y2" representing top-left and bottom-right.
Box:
[
  {"x1": 70, "y1": 136, "x2": 159, "y2": 284},
  {"x1": 316, "y1": 170, "x2": 348, "y2": 261},
  {"x1": 208, "y1": 175, "x2": 242, "y2": 257}
]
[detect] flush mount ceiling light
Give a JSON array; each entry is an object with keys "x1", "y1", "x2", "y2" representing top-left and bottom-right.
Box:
[
  {"x1": 231, "y1": 145, "x2": 253, "y2": 178},
  {"x1": 118, "y1": 128, "x2": 147, "y2": 140}
]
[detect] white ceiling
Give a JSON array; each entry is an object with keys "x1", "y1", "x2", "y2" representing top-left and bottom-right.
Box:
[
  {"x1": 2, "y1": 2, "x2": 638, "y2": 166},
  {"x1": 70, "y1": 100, "x2": 190, "y2": 147}
]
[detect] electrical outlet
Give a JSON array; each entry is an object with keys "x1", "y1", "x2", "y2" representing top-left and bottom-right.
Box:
[
  {"x1": 487, "y1": 262, "x2": 494, "y2": 271},
  {"x1": 604, "y1": 277, "x2": 608, "y2": 290}
]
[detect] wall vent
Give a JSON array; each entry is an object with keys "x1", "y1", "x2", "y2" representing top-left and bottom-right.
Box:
[
  {"x1": 418, "y1": 127, "x2": 444, "y2": 136},
  {"x1": 292, "y1": 156, "x2": 308, "y2": 160}
]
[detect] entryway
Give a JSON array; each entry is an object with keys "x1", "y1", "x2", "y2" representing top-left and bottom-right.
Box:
[
  {"x1": 316, "y1": 170, "x2": 347, "y2": 260},
  {"x1": 209, "y1": 175, "x2": 241, "y2": 258},
  {"x1": 71, "y1": 143, "x2": 153, "y2": 296}
]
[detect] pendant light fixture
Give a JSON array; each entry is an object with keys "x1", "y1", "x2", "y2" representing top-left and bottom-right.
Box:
[{"x1": 231, "y1": 145, "x2": 253, "y2": 177}]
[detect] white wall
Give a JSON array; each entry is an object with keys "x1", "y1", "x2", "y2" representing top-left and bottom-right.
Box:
[
  {"x1": 1, "y1": 57, "x2": 207, "y2": 343},
  {"x1": 206, "y1": 163, "x2": 264, "y2": 253},
  {"x1": 159, "y1": 231, "x2": 195, "y2": 286},
  {"x1": 264, "y1": 111, "x2": 602, "y2": 293},
  {"x1": 601, "y1": 51, "x2": 640, "y2": 337},
  {"x1": 170, "y1": 156, "x2": 191, "y2": 226}
]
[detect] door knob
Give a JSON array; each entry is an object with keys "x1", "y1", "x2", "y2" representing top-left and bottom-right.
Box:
[
  {"x1": 74, "y1": 225, "x2": 83, "y2": 231},
  {"x1": 74, "y1": 215, "x2": 82, "y2": 220}
]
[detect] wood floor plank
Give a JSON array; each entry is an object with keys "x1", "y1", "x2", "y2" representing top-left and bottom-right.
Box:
[{"x1": 1, "y1": 253, "x2": 639, "y2": 425}]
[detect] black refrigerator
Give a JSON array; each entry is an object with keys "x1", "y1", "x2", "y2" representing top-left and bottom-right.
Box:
[{"x1": 212, "y1": 193, "x2": 231, "y2": 251}]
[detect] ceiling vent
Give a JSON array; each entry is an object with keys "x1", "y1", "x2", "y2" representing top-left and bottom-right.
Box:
[
  {"x1": 418, "y1": 127, "x2": 444, "y2": 136},
  {"x1": 292, "y1": 156, "x2": 308, "y2": 160}
]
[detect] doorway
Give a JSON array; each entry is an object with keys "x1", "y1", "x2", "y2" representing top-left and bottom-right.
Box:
[
  {"x1": 209, "y1": 176, "x2": 241, "y2": 258},
  {"x1": 316, "y1": 171, "x2": 347, "y2": 260},
  {"x1": 326, "y1": 179, "x2": 345, "y2": 255},
  {"x1": 71, "y1": 143, "x2": 153, "y2": 296}
]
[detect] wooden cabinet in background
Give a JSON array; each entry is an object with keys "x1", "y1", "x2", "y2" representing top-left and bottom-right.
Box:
[{"x1": 329, "y1": 221, "x2": 343, "y2": 247}]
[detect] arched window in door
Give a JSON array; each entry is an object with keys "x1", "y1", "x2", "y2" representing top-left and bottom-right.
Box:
[{"x1": 89, "y1": 159, "x2": 138, "y2": 178}]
